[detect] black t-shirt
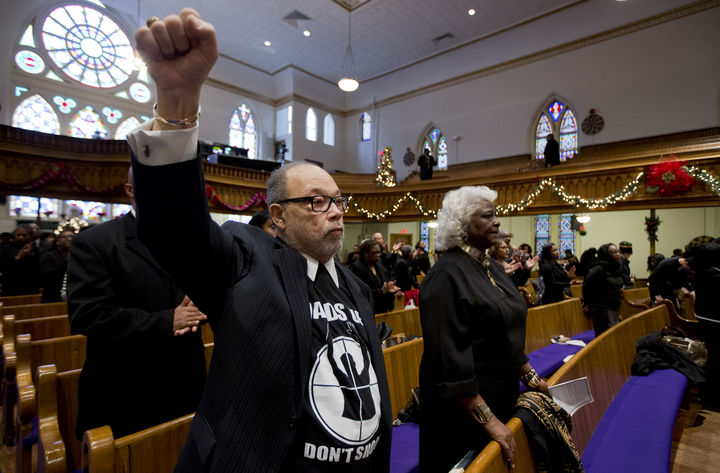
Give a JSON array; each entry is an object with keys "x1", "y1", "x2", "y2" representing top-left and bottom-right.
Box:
[{"x1": 287, "y1": 263, "x2": 382, "y2": 472}]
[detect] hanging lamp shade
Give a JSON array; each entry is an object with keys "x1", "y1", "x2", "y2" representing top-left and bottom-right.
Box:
[{"x1": 338, "y1": 9, "x2": 359, "y2": 92}]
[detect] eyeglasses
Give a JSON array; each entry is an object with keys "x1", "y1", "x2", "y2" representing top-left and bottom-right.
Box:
[{"x1": 277, "y1": 195, "x2": 349, "y2": 213}]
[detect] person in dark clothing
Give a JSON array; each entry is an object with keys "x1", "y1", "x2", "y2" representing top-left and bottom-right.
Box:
[
  {"x1": 372, "y1": 232, "x2": 398, "y2": 273},
  {"x1": 539, "y1": 243, "x2": 575, "y2": 304},
  {"x1": 582, "y1": 243, "x2": 624, "y2": 336},
  {"x1": 618, "y1": 241, "x2": 634, "y2": 288},
  {"x1": 345, "y1": 244, "x2": 360, "y2": 266},
  {"x1": 350, "y1": 239, "x2": 400, "y2": 314},
  {"x1": 647, "y1": 253, "x2": 666, "y2": 273},
  {"x1": 688, "y1": 241, "x2": 720, "y2": 408},
  {"x1": 411, "y1": 240, "x2": 431, "y2": 277},
  {"x1": 576, "y1": 247, "x2": 597, "y2": 277},
  {"x1": 390, "y1": 245, "x2": 418, "y2": 293},
  {"x1": 418, "y1": 148, "x2": 438, "y2": 180},
  {"x1": 248, "y1": 208, "x2": 276, "y2": 237},
  {"x1": 648, "y1": 256, "x2": 693, "y2": 311},
  {"x1": 419, "y1": 186, "x2": 548, "y2": 473},
  {"x1": 543, "y1": 134, "x2": 560, "y2": 168},
  {"x1": 0, "y1": 224, "x2": 41, "y2": 296},
  {"x1": 39, "y1": 230, "x2": 74, "y2": 302}
]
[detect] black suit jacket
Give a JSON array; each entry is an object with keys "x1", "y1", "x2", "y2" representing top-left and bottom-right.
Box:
[
  {"x1": 67, "y1": 213, "x2": 206, "y2": 438},
  {"x1": 132, "y1": 157, "x2": 392, "y2": 473},
  {"x1": 351, "y1": 258, "x2": 396, "y2": 314}
]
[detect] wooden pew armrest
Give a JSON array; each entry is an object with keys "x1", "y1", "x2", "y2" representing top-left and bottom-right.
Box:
[
  {"x1": 83, "y1": 426, "x2": 115, "y2": 473},
  {"x1": 37, "y1": 364, "x2": 67, "y2": 473}
]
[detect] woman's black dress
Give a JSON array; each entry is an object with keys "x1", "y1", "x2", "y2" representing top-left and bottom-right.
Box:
[
  {"x1": 539, "y1": 259, "x2": 571, "y2": 304},
  {"x1": 418, "y1": 247, "x2": 528, "y2": 473},
  {"x1": 350, "y1": 258, "x2": 395, "y2": 314}
]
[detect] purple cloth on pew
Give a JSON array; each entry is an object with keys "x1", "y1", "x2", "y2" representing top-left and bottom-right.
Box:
[
  {"x1": 572, "y1": 330, "x2": 595, "y2": 344},
  {"x1": 390, "y1": 423, "x2": 420, "y2": 473},
  {"x1": 582, "y1": 369, "x2": 687, "y2": 473}
]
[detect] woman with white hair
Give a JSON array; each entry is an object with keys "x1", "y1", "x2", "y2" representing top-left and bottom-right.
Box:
[{"x1": 419, "y1": 186, "x2": 547, "y2": 472}]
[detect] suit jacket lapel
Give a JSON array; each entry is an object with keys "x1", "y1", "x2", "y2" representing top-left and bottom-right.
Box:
[
  {"x1": 274, "y1": 245, "x2": 312, "y2": 397},
  {"x1": 121, "y1": 213, "x2": 174, "y2": 281}
]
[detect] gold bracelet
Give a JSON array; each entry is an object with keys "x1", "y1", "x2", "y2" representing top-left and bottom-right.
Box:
[{"x1": 152, "y1": 103, "x2": 202, "y2": 126}]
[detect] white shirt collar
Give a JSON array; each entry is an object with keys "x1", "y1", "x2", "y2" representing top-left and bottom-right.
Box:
[{"x1": 301, "y1": 252, "x2": 339, "y2": 288}]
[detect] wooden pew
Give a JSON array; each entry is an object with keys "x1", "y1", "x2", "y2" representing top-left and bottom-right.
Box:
[
  {"x1": 570, "y1": 284, "x2": 583, "y2": 299},
  {"x1": 13, "y1": 333, "x2": 86, "y2": 472},
  {"x1": 524, "y1": 298, "x2": 592, "y2": 353},
  {"x1": 622, "y1": 287, "x2": 651, "y2": 306},
  {"x1": 382, "y1": 337, "x2": 423, "y2": 420},
  {"x1": 0, "y1": 294, "x2": 43, "y2": 307},
  {"x1": 463, "y1": 304, "x2": 672, "y2": 473},
  {"x1": 83, "y1": 414, "x2": 194, "y2": 473},
  {"x1": 16, "y1": 315, "x2": 71, "y2": 341},
  {"x1": 1, "y1": 315, "x2": 18, "y2": 445},
  {"x1": 37, "y1": 364, "x2": 82, "y2": 473},
  {"x1": 375, "y1": 307, "x2": 421, "y2": 338},
  {"x1": 2, "y1": 302, "x2": 68, "y2": 320}
]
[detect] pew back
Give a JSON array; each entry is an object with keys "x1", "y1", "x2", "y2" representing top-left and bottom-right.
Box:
[
  {"x1": 2, "y1": 302, "x2": 68, "y2": 320},
  {"x1": 31, "y1": 335, "x2": 87, "y2": 375},
  {"x1": 547, "y1": 304, "x2": 671, "y2": 452},
  {"x1": 525, "y1": 298, "x2": 592, "y2": 353},
  {"x1": 382, "y1": 337, "x2": 423, "y2": 420},
  {"x1": 16, "y1": 315, "x2": 71, "y2": 341},
  {"x1": 83, "y1": 414, "x2": 194, "y2": 473},
  {"x1": 375, "y1": 307, "x2": 421, "y2": 338},
  {"x1": 0, "y1": 294, "x2": 43, "y2": 307}
]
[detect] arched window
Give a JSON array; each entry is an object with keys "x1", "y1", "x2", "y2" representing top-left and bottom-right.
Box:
[
  {"x1": 323, "y1": 114, "x2": 335, "y2": 146},
  {"x1": 10, "y1": 2, "x2": 154, "y2": 139},
  {"x1": 361, "y1": 112, "x2": 372, "y2": 142},
  {"x1": 69, "y1": 105, "x2": 107, "y2": 139},
  {"x1": 12, "y1": 94, "x2": 60, "y2": 134},
  {"x1": 306, "y1": 108, "x2": 317, "y2": 142},
  {"x1": 420, "y1": 126, "x2": 448, "y2": 170},
  {"x1": 228, "y1": 103, "x2": 258, "y2": 159},
  {"x1": 114, "y1": 116, "x2": 141, "y2": 139},
  {"x1": 534, "y1": 98, "x2": 578, "y2": 161}
]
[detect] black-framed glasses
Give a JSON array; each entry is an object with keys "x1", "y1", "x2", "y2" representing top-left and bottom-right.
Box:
[{"x1": 277, "y1": 195, "x2": 349, "y2": 213}]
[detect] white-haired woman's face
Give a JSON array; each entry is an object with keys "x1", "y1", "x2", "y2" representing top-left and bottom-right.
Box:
[{"x1": 465, "y1": 200, "x2": 500, "y2": 250}]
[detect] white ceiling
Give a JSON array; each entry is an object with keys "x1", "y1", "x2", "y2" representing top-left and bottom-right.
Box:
[{"x1": 102, "y1": 0, "x2": 586, "y2": 84}]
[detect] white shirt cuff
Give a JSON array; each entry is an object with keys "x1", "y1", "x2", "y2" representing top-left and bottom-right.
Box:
[{"x1": 126, "y1": 119, "x2": 199, "y2": 166}]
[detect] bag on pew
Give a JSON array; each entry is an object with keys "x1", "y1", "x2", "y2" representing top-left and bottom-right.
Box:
[
  {"x1": 396, "y1": 387, "x2": 420, "y2": 424},
  {"x1": 660, "y1": 335, "x2": 707, "y2": 367}
]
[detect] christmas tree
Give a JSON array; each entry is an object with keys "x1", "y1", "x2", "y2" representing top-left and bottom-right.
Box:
[{"x1": 376, "y1": 146, "x2": 396, "y2": 187}]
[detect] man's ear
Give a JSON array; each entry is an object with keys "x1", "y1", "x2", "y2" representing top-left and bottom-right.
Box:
[{"x1": 269, "y1": 203, "x2": 286, "y2": 231}]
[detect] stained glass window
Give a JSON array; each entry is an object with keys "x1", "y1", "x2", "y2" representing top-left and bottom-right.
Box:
[
  {"x1": 8, "y1": 196, "x2": 59, "y2": 218},
  {"x1": 548, "y1": 101, "x2": 564, "y2": 121},
  {"x1": 111, "y1": 203, "x2": 132, "y2": 218},
  {"x1": 228, "y1": 103, "x2": 258, "y2": 159},
  {"x1": 53, "y1": 95, "x2": 77, "y2": 114},
  {"x1": 15, "y1": 50, "x2": 45, "y2": 74},
  {"x1": 115, "y1": 116, "x2": 141, "y2": 139},
  {"x1": 19, "y1": 25, "x2": 35, "y2": 47},
  {"x1": 306, "y1": 108, "x2": 317, "y2": 142},
  {"x1": 12, "y1": 94, "x2": 61, "y2": 134},
  {"x1": 420, "y1": 127, "x2": 448, "y2": 170},
  {"x1": 361, "y1": 112, "x2": 372, "y2": 141},
  {"x1": 102, "y1": 106, "x2": 122, "y2": 124},
  {"x1": 129, "y1": 82, "x2": 151, "y2": 103},
  {"x1": 535, "y1": 114, "x2": 552, "y2": 160},
  {"x1": 69, "y1": 105, "x2": 107, "y2": 139},
  {"x1": 534, "y1": 214, "x2": 550, "y2": 255},
  {"x1": 534, "y1": 99, "x2": 578, "y2": 161},
  {"x1": 559, "y1": 110, "x2": 578, "y2": 161},
  {"x1": 558, "y1": 214, "x2": 575, "y2": 255},
  {"x1": 323, "y1": 114, "x2": 335, "y2": 146},
  {"x1": 65, "y1": 200, "x2": 108, "y2": 221},
  {"x1": 41, "y1": 5, "x2": 134, "y2": 88},
  {"x1": 420, "y1": 222, "x2": 430, "y2": 248}
]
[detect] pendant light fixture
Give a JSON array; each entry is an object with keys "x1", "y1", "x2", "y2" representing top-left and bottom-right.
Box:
[{"x1": 338, "y1": 7, "x2": 359, "y2": 92}]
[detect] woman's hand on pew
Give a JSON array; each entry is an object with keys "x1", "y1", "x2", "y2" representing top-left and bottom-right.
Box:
[
  {"x1": 173, "y1": 296, "x2": 207, "y2": 335},
  {"x1": 484, "y1": 417, "x2": 516, "y2": 470}
]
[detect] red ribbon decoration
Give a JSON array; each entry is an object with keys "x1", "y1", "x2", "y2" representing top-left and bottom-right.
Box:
[{"x1": 205, "y1": 185, "x2": 267, "y2": 212}]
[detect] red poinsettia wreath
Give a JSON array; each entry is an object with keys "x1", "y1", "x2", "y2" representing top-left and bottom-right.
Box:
[{"x1": 645, "y1": 157, "x2": 694, "y2": 197}]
